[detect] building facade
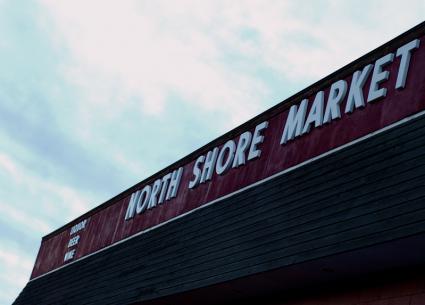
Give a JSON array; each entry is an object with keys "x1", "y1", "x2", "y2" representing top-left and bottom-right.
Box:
[{"x1": 14, "y1": 21, "x2": 425, "y2": 305}]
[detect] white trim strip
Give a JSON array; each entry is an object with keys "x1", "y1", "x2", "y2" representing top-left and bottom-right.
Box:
[{"x1": 29, "y1": 109, "x2": 425, "y2": 282}]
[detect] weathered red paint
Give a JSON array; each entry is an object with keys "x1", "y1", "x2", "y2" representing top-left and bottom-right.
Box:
[{"x1": 31, "y1": 32, "x2": 425, "y2": 279}]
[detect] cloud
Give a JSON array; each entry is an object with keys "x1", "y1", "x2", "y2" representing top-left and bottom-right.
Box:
[
  {"x1": 0, "y1": 244, "x2": 35, "y2": 303},
  {"x1": 0, "y1": 153, "x2": 21, "y2": 182},
  {"x1": 0, "y1": 150, "x2": 96, "y2": 223},
  {"x1": 0, "y1": 203, "x2": 52, "y2": 234},
  {"x1": 39, "y1": 1, "x2": 425, "y2": 127},
  {"x1": 40, "y1": 0, "x2": 271, "y2": 127}
]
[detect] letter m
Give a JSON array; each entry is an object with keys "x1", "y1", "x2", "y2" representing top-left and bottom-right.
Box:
[{"x1": 280, "y1": 99, "x2": 308, "y2": 145}]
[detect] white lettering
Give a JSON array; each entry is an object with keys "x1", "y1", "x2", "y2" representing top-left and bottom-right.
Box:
[
  {"x1": 323, "y1": 80, "x2": 348, "y2": 124},
  {"x1": 367, "y1": 53, "x2": 394, "y2": 103},
  {"x1": 200, "y1": 148, "x2": 219, "y2": 183},
  {"x1": 70, "y1": 219, "x2": 88, "y2": 235},
  {"x1": 189, "y1": 156, "x2": 204, "y2": 189},
  {"x1": 64, "y1": 249, "x2": 76, "y2": 262},
  {"x1": 280, "y1": 99, "x2": 308, "y2": 144},
  {"x1": 302, "y1": 91, "x2": 324, "y2": 134},
  {"x1": 232, "y1": 132, "x2": 252, "y2": 168},
  {"x1": 125, "y1": 167, "x2": 184, "y2": 220},
  {"x1": 166, "y1": 167, "x2": 183, "y2": 200},
  {"x1": 247, "y1": 121, "x2": 268, "y2": 160},
  {"x1": 136, "y1": 185, "x2": 151, "y2": 214},
  {"x1": 345, "y1": 64, "x2": 374, "y2": 113},
  {"x1": 125, "y1": 191, "x2": 139, "y2": 220},
  {"x1": 147, "y1": 179, "x2": 162, "y2": 209},
  {"x1": 395, "y1": 39, "x2": 420, "y2": 89},
  {"x1": 158, "y1": 173, "x2": 171, "y2": 204},
  {"x1": 67, "y1": 235, "x2": 80, "y2": 248},
  {"x1": 216, "y1": 140, "x2": 236, "y2": 175}
]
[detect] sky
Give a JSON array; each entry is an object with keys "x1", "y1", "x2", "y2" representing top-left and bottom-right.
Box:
[{"x1": 0, "y1": 1, "x2": 423, "y2": 304}]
